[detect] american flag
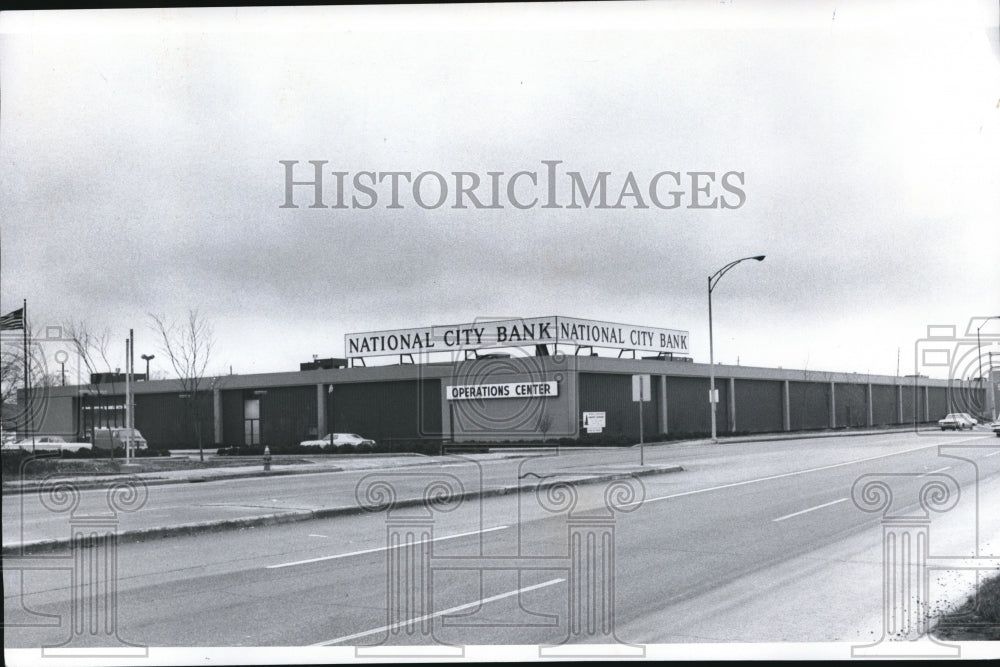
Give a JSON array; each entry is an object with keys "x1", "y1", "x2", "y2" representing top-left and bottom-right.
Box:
[{"x1": 0, "y1": 307, "x2": 25, "y2": 331}]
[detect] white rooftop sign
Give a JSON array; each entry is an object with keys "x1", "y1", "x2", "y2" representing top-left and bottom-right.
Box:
[{"x1": 346, "y1": 316, "x2": 689, "y2": 358}]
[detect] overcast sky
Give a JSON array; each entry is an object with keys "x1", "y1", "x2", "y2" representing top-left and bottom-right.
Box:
[{"x1": 1, "y1": 1, "x2": 998, "y2": 381}]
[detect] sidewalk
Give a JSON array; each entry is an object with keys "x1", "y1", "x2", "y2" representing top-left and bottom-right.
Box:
[{"x1": 641, "y1": 424, "x2": 942, "y2": 447}]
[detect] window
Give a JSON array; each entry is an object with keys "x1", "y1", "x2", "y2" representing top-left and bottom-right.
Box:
[{"x1": 244, "y1": 398, "x2": 260, "y2": 446}]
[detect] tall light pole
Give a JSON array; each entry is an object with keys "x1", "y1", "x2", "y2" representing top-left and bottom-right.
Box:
[
  {"x1": 976, "y1": 316, "x2": 1000, "y2": 421},
  {"x1": 708, "y1": 255, "x2": 765, "y2": 442},
  {"x1": 141, "y1": 353, "x2": 155, "y2": 381},
  {"x1": 976, "y1": 316, "x2": 1000, "y2": 381}
]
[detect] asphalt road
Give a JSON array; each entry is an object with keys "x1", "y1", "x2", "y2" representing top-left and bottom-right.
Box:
[
  {"x1": 4, "y1": 430, "x2": 1000, "y2": 657},
  {"x1": 3, "y1": 448, "x2": 675, "y2": 547}
]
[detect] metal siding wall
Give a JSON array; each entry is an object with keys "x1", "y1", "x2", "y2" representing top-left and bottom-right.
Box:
[
  {"x1": 664, "y1": 376, "x2": 727, "y2": 435},
  {"x1": 330, "y1": 380, "x2": 439, "y2": 442},
  {"x1": 927, "y1": 386, "x2": 948, "y2": 420},
  {"x1": 578, "y1": 373, "x2": 659, "y2": 438},
  {"x1": 135, "y1": 393, "x2": 212, "y2": 450},
  {"x1": 788, "y1": 381, "x2": 830, "y2": 431},
  {"x1": 901, "y1": 385, "x2": 916, "y2": 422},
  {"x1": 135, "y1": 394, "x2": 184, "y2": 448},
  {"x1": 871, "y1": 384, "x2": 898, "y2": 425},
  {"x1": 221, "y1": 390, "x2": 244, "y2": 447},
  {"x1": 420, "y1": 379, "x2": 443, "y2": 436},
  {"x1": 733, "y1": 379, "x2": 783, "y2": 433},
  {"x1": 945, "y1": 385, "x2": 986, "y2": 419},
  {"x1": 835, "y1": 383, "x2": 868, "y2": 427},
  {"x1": 260, "y1": 386, "x2": 316, "y2": 448}
]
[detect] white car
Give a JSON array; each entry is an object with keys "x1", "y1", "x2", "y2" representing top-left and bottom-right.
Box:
[
  {"x1": 299, "y1": 433, "x2": 376, "y2": 448},
  {"x1": 957, "y1": 413, "x2": 978, "y2": 426},
  {"x1": 938, "y1": 413, "x2": 975, "y2": 431},
  {"x1": 991, "y1": 420, "x2": 1000, "y2": 437},
  {"x1": 2, "y1": 435, "x2": 92, "y2": 453}
]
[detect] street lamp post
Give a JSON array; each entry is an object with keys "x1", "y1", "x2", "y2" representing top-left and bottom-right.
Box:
[
  {"x1": 708, "y1": 255, "x2": 766, "y2": 442},
  {"x1": 976, "y1": 316, "x2": 1000, "y2": 421},
  {"x1": 976, "y1": 316, "x2": 1000, "y2": 381},
  {"x1": 141, "y1": 353, "x2": 155, "y2": 381}
]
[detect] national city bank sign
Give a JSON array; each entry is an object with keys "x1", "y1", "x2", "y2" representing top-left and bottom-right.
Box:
[{"x1": 345, "y1": 316, "x2": 690, "y2": 358}]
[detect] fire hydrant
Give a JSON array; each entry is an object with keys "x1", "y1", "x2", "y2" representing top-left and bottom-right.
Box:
[{"x1": 263, "y1": 445, "x2": 271, "y2": 471}]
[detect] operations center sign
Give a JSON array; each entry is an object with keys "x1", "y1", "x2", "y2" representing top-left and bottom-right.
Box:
[
  {"x1": 446, "y1": 381, "x2": 558, "y2": 401},
  {"x1": 346, "y1": 316, "x2": 690, "y2": 358}
]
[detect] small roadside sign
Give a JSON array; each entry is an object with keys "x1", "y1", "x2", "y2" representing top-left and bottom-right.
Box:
[
  {"x1": 632, "y1": 374, "x2": 651, "y2": 402},
  {"x1": 583, "y1": 411, "x2": 606, "y2": 433}
]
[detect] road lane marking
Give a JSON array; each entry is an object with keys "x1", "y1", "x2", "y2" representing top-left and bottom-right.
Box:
[
  {"x1": 772, "y1": 498, "x2": 848, "y2": 522},
  {"x1": 313, "y1": 578, "x2": 565, "y2": 646},
  {"x1": 986, "y1": 451, "x2": 1000, "y2": 457},
  {"x1": 624, "y1": 440, "x2": 970, "y2": 508},
  {"x1": 919, "y1": 466, "x2": 952, "y2": 477},
  {"x1": 267, "y1": 525, "x2": 509, "y2": 569}
]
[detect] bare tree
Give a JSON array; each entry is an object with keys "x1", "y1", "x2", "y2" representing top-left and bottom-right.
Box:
[
  {"x1": 63, "y1": 320, "x2": 121, "y2": 444},
  {"x1": 2, "y1": 328, "x2": 61, "y2": 434},
  {"x1": 0, "y1": 343, "x2": 22, "y2": 408},
  {"x1": 150, "y1": 310, "x2": 215, "y2": 461}
]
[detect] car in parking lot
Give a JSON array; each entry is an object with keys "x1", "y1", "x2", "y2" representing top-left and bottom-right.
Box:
[
  {"x1": 957, "y1": 413, "x2": 978, "y2": 426},
  {"x1": 1, "y1": 435, "x2": 93, "y2": 453},
  {"x1": 938, "y1": 413, "x2": 976, "y2": 431},
  {"x1": 299, "y1": 433, "x2": 376, "y2": 448}
]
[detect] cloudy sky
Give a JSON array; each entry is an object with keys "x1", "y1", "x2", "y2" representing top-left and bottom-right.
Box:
[{"x1": 1, "y1": 1, "x2": 998, "y2": 381}]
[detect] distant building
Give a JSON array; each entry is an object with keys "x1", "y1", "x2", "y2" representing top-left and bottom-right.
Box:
[{"x1": 16, "y1": 316, "x2": 987, "y2": 449}]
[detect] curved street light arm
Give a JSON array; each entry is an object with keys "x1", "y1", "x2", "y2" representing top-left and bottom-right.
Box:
[
  {"x1": 709, "y1": 255, "x2": 766, "y2": 292},
  {"x1": 707, "y1": 253, "x2": 765, "y2": 443},
  {"x1": 976, "y1": 315, "x2": 1000, "y2": 383}
]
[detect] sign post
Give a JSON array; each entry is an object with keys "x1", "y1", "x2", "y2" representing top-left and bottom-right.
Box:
[{"x1": 632, "y1": 374, "x2": 651, "y2": 465}]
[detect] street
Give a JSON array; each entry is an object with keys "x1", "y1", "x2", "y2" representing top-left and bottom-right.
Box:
[{"x1": 4, "y1": 430, "x2": 1000, "y2": 656}]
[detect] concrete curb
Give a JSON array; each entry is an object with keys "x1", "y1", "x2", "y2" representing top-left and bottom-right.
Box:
[
  {"x1": 1, "y1": 464, "x2": 682, "y2": 555},
  {"x1": 1, "y1": 465, "x2": 348, "y2": 496},
  {"x1": 1, "y1": 426, "x2": 936, "y2": 496},
  {"x1": 633, "y1": 425, "x2": 945, "y2": 448}
]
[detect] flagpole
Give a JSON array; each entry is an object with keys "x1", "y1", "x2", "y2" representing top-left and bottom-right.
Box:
[{"x1": 23, "y1": 299, "x2": 34, "y2": 454}]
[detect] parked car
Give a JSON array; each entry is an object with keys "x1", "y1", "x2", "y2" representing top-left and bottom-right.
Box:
[
  {"x1": 992, "y1": 420, "x2": 1000, "y2": 437},
  {"x1": 2, "y1": 435, "x2": 92, "y2": 453},
  {"x1": 957, "y1": 413, "x2": 979, "y2": 426},
  {"x1": 938, "y1": 413, "x2": 976, "y2": 431},
  {"x1": 299, "y1": 433, "x2": 376, "y2": 448},
  {"x1": 92, "y1": 427, "x2": 147, "y2": 451}
]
